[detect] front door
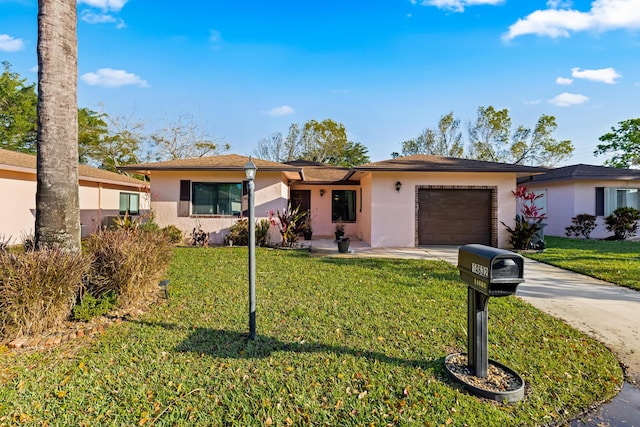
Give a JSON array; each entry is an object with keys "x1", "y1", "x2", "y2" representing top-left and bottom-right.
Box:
[{"x1": 291, "y1": 190, "x2": 311, "y2": 214}]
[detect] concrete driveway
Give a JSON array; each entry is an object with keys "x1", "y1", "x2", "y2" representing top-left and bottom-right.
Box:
[{"x1": 311, "y1": 239, "x2": 640, "y2": 384}]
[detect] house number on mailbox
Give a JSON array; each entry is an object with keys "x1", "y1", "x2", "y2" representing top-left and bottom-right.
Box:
[{"x1": 471, "y1": 263, "x2": 489, "y2": 278}]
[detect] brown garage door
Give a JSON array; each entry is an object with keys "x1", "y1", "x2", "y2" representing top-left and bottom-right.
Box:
[{"x1": 418, "y1": 189, "x2": 492, "y2": 245}]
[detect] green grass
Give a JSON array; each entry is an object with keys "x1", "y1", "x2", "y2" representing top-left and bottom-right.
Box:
[
  {"x1": 0, "y1": 248, "x2": 623, "y2": 426},
  {"x1": 527, "y1": 236, "x2": 640, "y2": 291}
]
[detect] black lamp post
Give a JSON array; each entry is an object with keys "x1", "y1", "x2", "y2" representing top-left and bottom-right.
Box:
[{"x1": 244, "y1": 158, "x2": 257, "y2": 340}]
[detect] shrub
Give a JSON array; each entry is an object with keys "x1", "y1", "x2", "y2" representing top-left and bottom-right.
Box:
[
  {"x1": 565, "y1": 214, "x2": 597, "y2": 239},
  {"x1": 501, "y1": 186, "x2": 545, "y2": 250},
  {"x1": 138, "y1": 213, "x2": 161, "y2": 234},
  {"x1": 0, "y1": 249, "x2": 90, "y2": 338},
  {"x1": 0, "y1": 234, "x2": 11, "y2": 252},
  {"x1": 604, "y1": 207, "x2": 640, "y2": 240},
  {"x1": 71, "y1": 291, "x2": 117, "y2": 321},
  {"x1": 190, "y1": 223, "x2": 209, "y2": 246},
  {"x1": 85, "y1": 229, "x2": 173, "y2": 310},
  {"x1": 224, "y1": 219, "x2": 249, "y2": 246},
  {"x1": 269, "y1": 204, "x2": 306, "y2": 247},
  {"x1": 223, "y1": 218, "x2": 271, "y2": 247},
  {"x1": 162, "y1": 225, "x2": 184, "y2": 244}
]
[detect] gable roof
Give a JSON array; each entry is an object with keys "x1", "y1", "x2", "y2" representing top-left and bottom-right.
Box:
[
  {"x1": 346, "y1": 154, "x2": 547, "y2": 179},
  {"x1": 519, "y1": 163, "x2": 640, "y2": 184},
  {"x1": 120, "y1": 154, "x2": 303, "y2": 181},
  {"x1": 0, "y1": 148, "x2": 146, "y2": 187}
]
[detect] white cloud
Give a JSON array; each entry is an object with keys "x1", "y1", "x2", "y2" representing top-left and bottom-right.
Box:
[
  {"x1": 504, "y1": 0, "x2": 640, "y2": 40},
  {"x1": 80, "y1": 10, "x2": 116, "y2": 24},
  {"x1": 413, "y1": 0, "x2": 504, "y2": 13},
  {"x1": 80, "y1": 68, "x2": 148, "y2": 88},
  {"x1": 547, "y1": 0, "x2": 573, "y2": 8},
  {"x1": 77, "y1": 0, "x2": 128, "y2": 12},
  {"x1": 556, "y1": 76, "x2": 574, "y2": 85},
  {"x1": 571, "y1": 67, "x2": 621, "y2": 84},
  {"x1": 263, "y1": 105, "x2": 295, "y2": 117},
  {"x1": 524, "y1": 99, "x2": 542, "y2": 105},
  {"x1": 0, "y1": 34, "x2": 24, "y2": 52},
  {"x1": 549, "y1": 92, "x2": 589, "y2": 106}
]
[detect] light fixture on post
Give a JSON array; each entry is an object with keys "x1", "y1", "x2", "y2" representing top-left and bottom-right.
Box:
[
  {"x1": 319, "y1": 189, "x2": 325, "y2": 197},
  {"x1": 244, "y1": 157, "x2": 257, "y2": 340},
  {"x1": 395, "y1": 181, "x2": 402, "y2": 193}
]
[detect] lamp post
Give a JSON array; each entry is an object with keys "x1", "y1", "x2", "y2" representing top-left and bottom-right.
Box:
[{"x1": 244, "y1": 158, "x2": 257, "y2": 340}]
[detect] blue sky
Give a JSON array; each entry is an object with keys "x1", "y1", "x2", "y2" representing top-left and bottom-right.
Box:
[{"x1": 1, "y1": 0, "x2": 639, "y2": 165}]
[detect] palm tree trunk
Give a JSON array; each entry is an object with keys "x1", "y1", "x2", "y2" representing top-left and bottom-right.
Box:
[{"x1": 35, "y1": 0, "x2": 81, "y2": 252}]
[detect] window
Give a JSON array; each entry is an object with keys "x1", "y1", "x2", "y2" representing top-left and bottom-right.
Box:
[
  {"x1": 192, "y1": 182, "x2": 242, "y2": 216},
  {"x1": 332, "y1": 190, "x2": 356, "y2": 222},
  {"x1": 604, "y1": 188, "x2": 640, "y2": 216},
  {"x1": 119, "y1": 193, "x2": 140, "y2": 215}
]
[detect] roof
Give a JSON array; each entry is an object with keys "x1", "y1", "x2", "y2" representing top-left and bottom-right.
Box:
[
  {"x1": 518, "y1": 163, "x2": 640, "y2": 184},
  {"x1": 0, "y1": 148, "x2": 146, "y2": 187},
  {"x1": 284, "y1": 160, "x2": 353, "y2": 183},
  {"x1": 347, "y1": 154, "x2": 547, "y2": 179},
  {"x1": 119, "y1": 154, "x2": 303, "y2": 181}
]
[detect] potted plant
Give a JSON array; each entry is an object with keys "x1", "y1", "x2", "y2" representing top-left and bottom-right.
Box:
[
  {"x1": 336, "y1": 236, "x2": 350, "y2": 253},
  {"x1": 303, "y1": 210, "x2": 313, "y2": 240},
  {"x1": 334, "y1": 218, "x2": 344, "y2": 240}
]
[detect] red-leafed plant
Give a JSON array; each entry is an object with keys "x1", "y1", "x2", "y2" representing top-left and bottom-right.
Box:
[
  {"x1": 502, "y1": 186, "x2": 546, "y2": 250},
  {"x1": 269, "y1": 204, "x2": 306, "y2": 247}
]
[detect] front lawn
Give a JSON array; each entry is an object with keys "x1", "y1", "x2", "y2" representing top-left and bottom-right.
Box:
[
  {"x1": 0, "y1": 248, "x2": 622, "y2": 426},
  {"x1": 527, "y1": 236, "x2": 640, "y2": 291}
]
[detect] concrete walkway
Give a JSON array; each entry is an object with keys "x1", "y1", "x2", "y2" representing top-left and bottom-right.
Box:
[{"x1": 309, "y1": 238, "x2": 640, "y2": 385}]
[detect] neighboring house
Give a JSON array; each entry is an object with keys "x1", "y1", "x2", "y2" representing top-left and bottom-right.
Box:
[
  {"x1": 519, "y1": 164, "x2": 640, "y2": 240},
  {"x1": 121, "y1": 154, "x2": 544, "y2": 248},
  {"x1": 0, "y1": 148, "x2": 149, "y2": 241}
]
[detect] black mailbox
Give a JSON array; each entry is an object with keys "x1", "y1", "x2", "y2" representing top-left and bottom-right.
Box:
[{"x1": 458, "y1": 244, "x2": 524, "y2": 297}]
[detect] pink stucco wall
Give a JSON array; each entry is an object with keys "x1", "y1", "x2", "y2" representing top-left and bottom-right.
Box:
[
  {"x1": 367, "y1": 171, "x2": 517, "y2": 248},
  {"x1": 0, "y1": 170, "x2": 149, "y2": 240},
  {"x1": 526, "y1": 180, "x2": 640, "y2": 240},
  {"x1": 149, "y1": 170, "x2": 289, "y2": 245},
  {"x1": 287, "y1": 183, "x2": 362, "y2": 238}
]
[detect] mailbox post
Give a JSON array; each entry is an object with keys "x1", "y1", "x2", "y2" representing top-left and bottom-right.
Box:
[{"x1": 458, "y1": 244, "x2": 524, "y2": 378}]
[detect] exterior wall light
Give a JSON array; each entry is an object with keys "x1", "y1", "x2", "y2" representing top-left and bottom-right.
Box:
[
  {"x1": 319, "y1": 189, "x2": 325, "y2": 197},
  {"x1": 395, "y1": 181, "x2": 402, "y2": 193}
]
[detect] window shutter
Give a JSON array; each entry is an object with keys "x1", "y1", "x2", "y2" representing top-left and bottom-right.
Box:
[
  {"x1": 178, "y1": 180, "x2": 191, "y2": 217},
  {"x1": 595, "y1": 187, "x2": 604, "y2": 216}
]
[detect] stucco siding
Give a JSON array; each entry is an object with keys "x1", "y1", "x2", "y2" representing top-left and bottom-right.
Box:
[
  {"x1": 149, "y1": 170, "x2": 289, "y2": 244},
  {"x1": 369, "y1": 172, "x2": 516, "y2": 248},
  {"x1": 0, "y1": 171, "x2": 148, "y2": 240},
  {"x1": 528, "y1": 179, "x2": 640, "y2": 239},
  {"x1": 0, "y1": 172, "x2": 36, "y2": 241}
]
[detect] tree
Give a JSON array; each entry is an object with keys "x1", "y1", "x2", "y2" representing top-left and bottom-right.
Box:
[
  {"x1": 467, "y1": 106, "x2": 512, "y2": 162},
  {"x1": 255, "y1": 119, "x2": 370, "y2": 167},
  {"x1": 468, "y1": 105, "x2": 573, "y2": 166},
  {"x1": 97, "y1": 112, "x2": 145, "y2": 173},
  {"x1": 149, "y1": 114, "x2": 230, "y2": 161},
  {"x1": 594, "y1": 118, "x2": 640, "y2": 168},
  {"x1": 35, "y1": 0, "x2": 81, "y2": 252},
  {"x1": 78, "y1": 107, "x2": 109, "y2": 165},
  {"x1": 0, "y1": 61, "x2": 38, "y2": 153},
  {"x1": 401, "y1": 112, "x2": 464, "y2": 157},
  {"x1": 252, "y1": 124, "x2": 301, "y2": 162}
]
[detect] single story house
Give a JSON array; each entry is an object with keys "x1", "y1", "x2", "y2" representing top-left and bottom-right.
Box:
[
  {"x1": 0, "y1": 148, "x2": 150, "y2": 241},
  {"x1": 121, "y1": 154, "x2": 544, "y2": 248},
  {"x1": 518, "y1": 164, "x2": 640, "y2": 239}
]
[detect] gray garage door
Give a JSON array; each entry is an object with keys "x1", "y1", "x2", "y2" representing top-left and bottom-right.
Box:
[{"x1": 418, "y1": 189, "x2": 492, "y2": 245}]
